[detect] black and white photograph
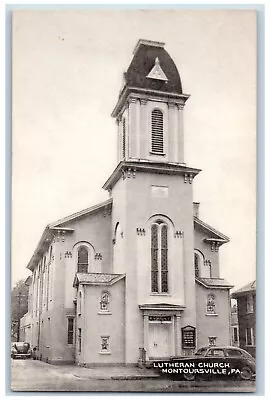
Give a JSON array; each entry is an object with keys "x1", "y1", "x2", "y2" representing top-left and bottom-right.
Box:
[{"x1": 10, "y1": 8, "x2": 257, "y2": 393}]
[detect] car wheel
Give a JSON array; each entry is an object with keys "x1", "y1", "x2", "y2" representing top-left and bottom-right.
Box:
[
  {"x1": 240, "y1": 367, "x2": 252, "y2": 380},
  {"x1": 183, "y1": 372, "x2": 195, "y2": 381}
]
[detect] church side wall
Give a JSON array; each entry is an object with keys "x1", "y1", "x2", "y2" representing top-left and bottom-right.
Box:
[
  {"x1": 77, "y1": 280, "x2": 125, "y2": 366},
  {"x1": 196, "y1": 283, "x2": 231, "y2": 348}
]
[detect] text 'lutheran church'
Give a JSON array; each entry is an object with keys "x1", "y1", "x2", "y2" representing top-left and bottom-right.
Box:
[{"x1": 20, "y1": 39, "x2": 233, "y2": 366}]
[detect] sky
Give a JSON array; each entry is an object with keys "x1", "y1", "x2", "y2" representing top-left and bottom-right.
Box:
[{"x1": 12, "y1": 9, "x2": 256, "y2": 290}]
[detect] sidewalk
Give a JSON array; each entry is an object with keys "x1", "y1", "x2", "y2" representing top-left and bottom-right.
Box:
[{"x1": 66, "y1": 365, "x2": 160, "y2": 380}]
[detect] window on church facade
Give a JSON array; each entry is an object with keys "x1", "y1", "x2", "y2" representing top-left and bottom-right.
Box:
[
  {"x1": 67, "y1": 317, "x2": 74, "y2": 345},
  {"x1": 206, "y1": 293, "x2": 216, "y2": 314},
  {"x1": 208, "y1": 336, "x2": 217, "y2": 346},
  {"x1": 122, "y1": 118, "x2": 126, "y2": 159},
  {"x1": 77, "y1": 246, "x2": 88, "y2": 273},
  {"x1": 78, "y1": 328, "x2": 82, "y2": 352},
  {"x1": 78, "y1": 292, "x2": 82, "y2": 315},
  {"x1": 49, "y1": 246, "x2": 52, "y2": 262},
  {"x1": 100, "y1": 291, "x2": 110, "y2": 312},
  {"x1": 151, "y1": 221, "x2": 168, "y2": 293},
  {"x1": 100, "y1": 336, "x2": 110, "y2": 352},
  {"x1": 194, "y1": 253, "x2": 200, "y2": 278},
  {"x1": 151, "y1": 109, "x2": 164, "y2": 154}
]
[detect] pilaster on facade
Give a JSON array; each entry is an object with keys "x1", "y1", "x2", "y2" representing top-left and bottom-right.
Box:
[
  {"x1": 143, "y1": 315, "x2": 149, "y2": 361},
  {"x1": 174, "y1": 315, "x2": 182, "y2": 356}
]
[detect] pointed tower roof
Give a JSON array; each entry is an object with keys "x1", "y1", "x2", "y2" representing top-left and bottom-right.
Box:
[
  {"x1": 125, "y1": 39, "x2": 183, "y2": 94},
  {"x1": 112, "y1": 39, "x2": 187, "y2": 118}
]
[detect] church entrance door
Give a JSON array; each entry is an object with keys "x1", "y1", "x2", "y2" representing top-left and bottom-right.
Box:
[{"x1": 148, "y1": 322, "x2": 170, "y2": 358}]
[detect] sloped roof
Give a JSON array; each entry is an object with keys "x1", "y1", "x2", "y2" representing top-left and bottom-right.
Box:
[
  {"x1": 196, "y1": 277, "x2": 233, "y2": 289},
  {"x1": 26, "y1": 198, "x2": 112, "y2": 271},
  {"x1": 194, "y1": 216, "x2": 230, "y2": 242},
  {"x1": 232, "y1": 280, "x2": 256, "y2": 297},
  {"x1": 73, "y1": 272, "x2": 125, "y2": 287},
  {"x1": 124, "y1": 39, "x2": 183, "y2": 95},
  {"x1": 49, "y1": 198, "x2": 112, "y2": 228},
  {"x1": 112, "y1": 39, "x2": 189, "y2": 118}
]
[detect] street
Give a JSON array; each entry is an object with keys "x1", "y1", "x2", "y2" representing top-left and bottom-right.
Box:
[{"x1": 10, "y1": 359, "x2": 256, "y2": 393}]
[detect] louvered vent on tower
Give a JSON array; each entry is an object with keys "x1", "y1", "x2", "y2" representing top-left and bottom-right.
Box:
[{"x1": 151, "y1": 109, "x2": 164, "y2": 154}]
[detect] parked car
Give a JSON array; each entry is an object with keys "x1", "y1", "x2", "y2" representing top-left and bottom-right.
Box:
[
  {"x1": 155, "y1": 346, "x2": 256, "y2": 381},
  {"x1": 11, "y1": 342, "x2": 32, "y2": 359}
]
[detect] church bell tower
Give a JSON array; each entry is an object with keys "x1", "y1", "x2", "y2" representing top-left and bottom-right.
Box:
[
  {"x1": 112, "y1": 39, "x2": 190, "y2": 166},
  {"x1": 103, "y1": 39, "x2": 201, "y2": 363}
]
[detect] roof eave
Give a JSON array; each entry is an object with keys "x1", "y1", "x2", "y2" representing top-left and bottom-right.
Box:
[
  {"x1": 194, "y1": 217, "x2": 230, "y2": 242},
  {"x1": 196, "y1": 278, "x2": 234, "y2": 290},
  {"x1": 103, "y1": 160, "x2": 201, "y2": 191},
  {"x1": 50, "y1": 198, "x2": 113, "y2": 228},
  {"x1": 111, "y1": 86, "x2": 190, "y2": 118}
]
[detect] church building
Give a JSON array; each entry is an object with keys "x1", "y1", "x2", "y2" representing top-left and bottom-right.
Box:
[{"x1": 22, "y1": 39, "x2": 233, "y2": 366}]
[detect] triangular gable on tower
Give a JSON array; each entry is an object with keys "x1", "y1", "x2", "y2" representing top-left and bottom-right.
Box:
[{"x1": 147, "y1": 57, "x2": 168, "y2": 81}]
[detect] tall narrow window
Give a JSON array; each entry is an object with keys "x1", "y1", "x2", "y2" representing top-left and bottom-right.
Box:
[
  {"x1": 206, "y1": 293, "x2": 216, "y2": 314},
  {"x1": 122, "y1": 118, "x2": 126, "y2": 159},
  {"x1": 161, "y1": 225, "x2": 168, "y2": 292},
  {"x1": 245, "y1": 327, "x2": 254, "y2": 346},
  {"x1": 151, "y1": 221, "x2": 168, "y2": 293},
  {"x1": 67, "y1": 318, "x2": 74, "y2": 344},
  {"x1": 46, "y1": 264, "x2": 50, "y2": 310},
  {"x1": 194, "y1": 253, "x2": 200, "y2": 278},
  {"x1": 49, "y1": 246, "x2": 53, "y2": 262},
  {"x1": 151, "y1": 109, "x2": 164, "y2": 154},
  {"x1": 246, "y1": 294, "x2": 254, "y2": 313},
  {"x1": 78, "y1": 328, "x2": 82, "y2": 352},
  {"x1": 78, "y1": 292, "x2": 82, "y2": 315},
  {"x1": 77, "y1": 246, "x2": 88, "y2": 273},
  {"x1": 100, "y1": 292, "x2": 110, "y2": 312},
  {"x1": 151, "y1": 225, "x2": 159, "y2": 293}
]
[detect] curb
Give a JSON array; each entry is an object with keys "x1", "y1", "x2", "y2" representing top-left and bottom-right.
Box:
[{"x1": 72, "y1": 374, "x2": 160, "y2": 381}]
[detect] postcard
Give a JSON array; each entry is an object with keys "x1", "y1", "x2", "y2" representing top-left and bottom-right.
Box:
[{"x1": 11, "y1": 8, "x2": 257, "y2": 393}]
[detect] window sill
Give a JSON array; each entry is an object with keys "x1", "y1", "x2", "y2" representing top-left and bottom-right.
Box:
[
  {"x1": 205, "y1": 313, "x2": 218, "y2": 316},
  {"x1": 99, "y1": 352, "x2": 111, "y2": 355},
  {"x1": 245, "y1": 344, "x2": 255, "y2": 347},
  {"x1": 150, "y1": 293, "x2": 170, "y2": 296},
  {"x1": 98, "y1": 311, "x2": 112, "y2": 315},
  {"x1": 149, "y1": 151, "x2": 166, "y2": 157}
]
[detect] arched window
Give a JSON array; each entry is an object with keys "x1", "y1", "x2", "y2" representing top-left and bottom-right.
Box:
[
  {"x1": 194, "y1": 250, "x2": 205, "y2": 278},
  {"x1": 194, "y1": 253, "x2": 200, "y2": 278},
  {"x1": 77, "y1": 246, "x2": 88, "y2": 273},
  {"x1": 151, "y1": 220, "x2": 168, "y2": 293},
  {"x1": 122, "y1": 118, "x2": 126, "y2": 159},
  {"x1": 151, "y1": 109, "x2": 164, "y2": 154}
]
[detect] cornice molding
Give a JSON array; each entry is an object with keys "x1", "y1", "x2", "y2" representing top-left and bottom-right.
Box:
[
  {"x1": 103, "y1": 160, "x2": 201, "y2": 191},
  {"x1": 112, "y1": 86, "x2": 190, "y2": 118}
]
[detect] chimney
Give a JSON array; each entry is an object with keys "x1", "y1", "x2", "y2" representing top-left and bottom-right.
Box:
[{"x1": 193, "y1": 202, "x2": 200, "y2": 218}]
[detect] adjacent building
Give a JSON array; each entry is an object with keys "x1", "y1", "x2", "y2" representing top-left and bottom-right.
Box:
[
  {"x1": 232, "y1": 281, "x2": 256, "y2": 357},
  {"x1": 230, "y1": 304, "x2": 239, "y2": 347},
  {"x1": 20, "y1": 39, "x2": 233, "y2": 366}
]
